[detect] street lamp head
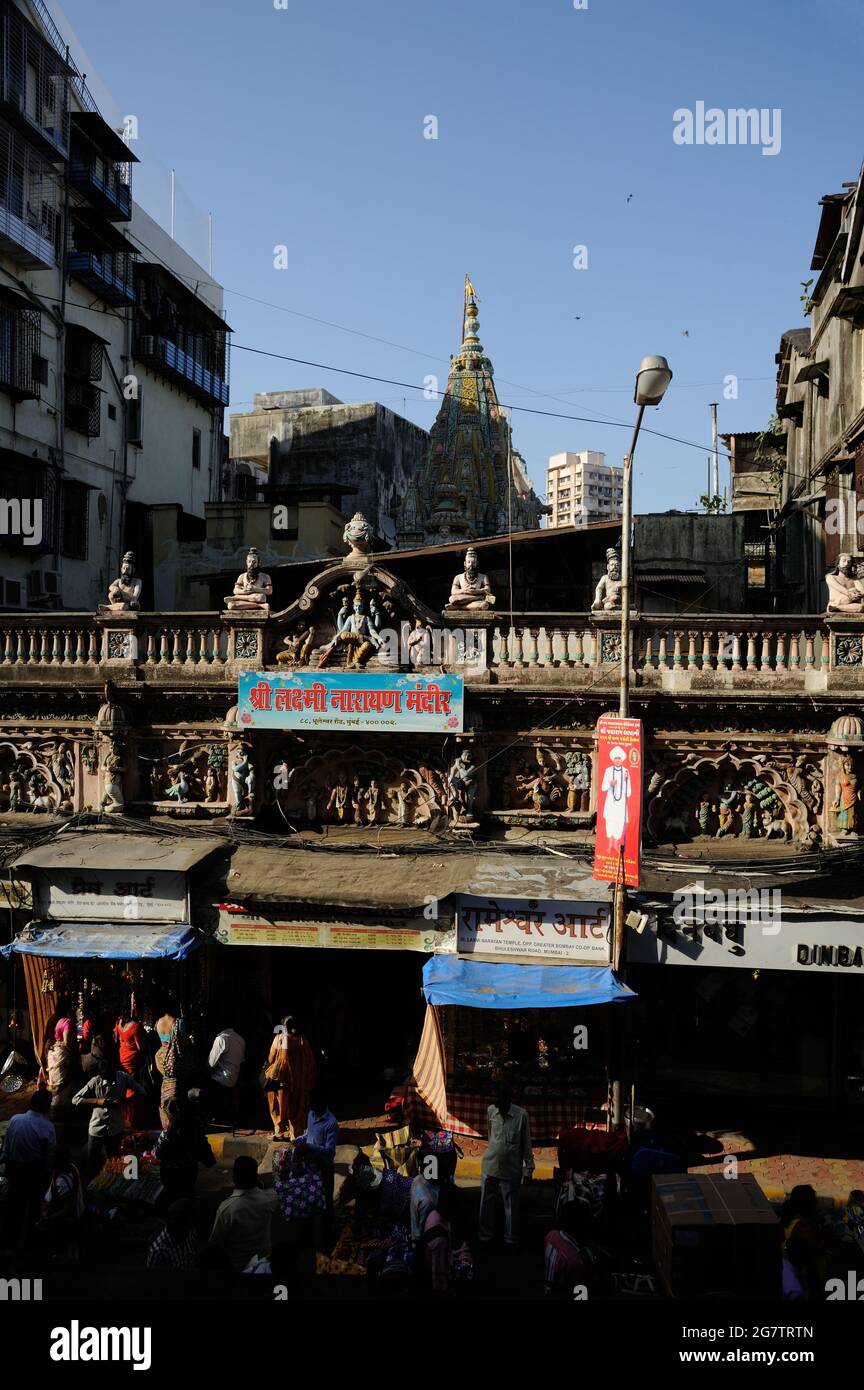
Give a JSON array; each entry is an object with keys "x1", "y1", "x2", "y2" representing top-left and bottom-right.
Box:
[{"x1": 634, "y1": 355, "x2": 673, "y2": 407}]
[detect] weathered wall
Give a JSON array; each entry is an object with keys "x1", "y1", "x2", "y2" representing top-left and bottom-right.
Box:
[
  {"x1": 634, "y1": 512, "x2": 746, "y2": 612},
  {"x1": 263, "y1": 402, "x2": 428, "y2": 548}
]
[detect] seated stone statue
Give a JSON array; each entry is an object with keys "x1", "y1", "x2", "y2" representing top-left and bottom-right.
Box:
[
  {"x1": 448, "y1": 547, "x2": 495, "y2": 610},
  {"x1": 225, "y1": 547, "x2": 273, "y2": 612},
  {"x1": 103, "y1": 552, "x2": 142, "y2": 612},
  {"x1": 826, "y1": 553, "x2": 864, "y2": 614},
  {"x1": 592, "y1": 549, "x2": 623, "y2": 611}
]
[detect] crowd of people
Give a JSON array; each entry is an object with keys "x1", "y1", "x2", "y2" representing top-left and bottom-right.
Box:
[{"x1": 3, "y1": 998, "x2": 860, "y2": 1298}]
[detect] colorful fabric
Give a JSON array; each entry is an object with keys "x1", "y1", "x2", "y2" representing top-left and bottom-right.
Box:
[
  {"x1": 272, "y1": 1148, "x2": 326, "y2": 1221},
  {"x1": 406, "y1": 1085, "x2": 605, "y2": 1142}
]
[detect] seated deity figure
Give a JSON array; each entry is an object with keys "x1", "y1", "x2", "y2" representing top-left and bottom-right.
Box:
[
  {"x1": 448, "y1": 547, "x2": 496, "y2": 610},
  {"x1": 104, "y1": 552, "x2": 142, "y2": 612},
  {"x1": 318, "y1": 592, "x2": 381, "y2": 669},
  {"x1": 592, "y1": 549, "x2": 623, "y2": 612},
  {"x1": 225, "y1": 548, "x2": 273, "y2": 612},
  {"x1": 826, "y1": 553, "x2": 864, "y2": 614}
]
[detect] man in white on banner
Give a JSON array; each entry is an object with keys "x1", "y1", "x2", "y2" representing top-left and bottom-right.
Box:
[{"x1": 600, "y1": 744, "x2": 632, "y2": 851}]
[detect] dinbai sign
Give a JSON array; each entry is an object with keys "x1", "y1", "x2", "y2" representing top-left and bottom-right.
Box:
[
  {"x1": 456, "y1": 894, "x2": 612, "y2": 965},
  {"x1": 628, "y1": 915, "x2": 864, "y2": 974},
  {"x1": 237, "y1": 672, "x2": 464, "y2": 733}
]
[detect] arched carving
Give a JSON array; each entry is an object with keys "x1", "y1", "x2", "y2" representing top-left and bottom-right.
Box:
[{"x1": 647, "y1": 752, "x2": 821, "y2": 844}]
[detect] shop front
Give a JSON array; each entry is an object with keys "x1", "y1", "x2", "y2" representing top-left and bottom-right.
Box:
[
  {"x1": 210, "y1": 848, "x2": 636, "y2": 1131},
  {"x1": 627, "y1": 890, "x2": 864, "y2": 1122},
  {"x1": 1, "y1": 833, "x2": 224, "y2": 1064},
  {"x1": 408, "y1": 886, "x2": 636, "y2": 1141}
]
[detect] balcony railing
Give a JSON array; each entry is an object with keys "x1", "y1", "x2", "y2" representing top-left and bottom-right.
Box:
[
  {"x1": 68, "y1": 250, "x2": 135, "y2": 305},
  {"x1": 0, "y1": 201, "x2": 56, "y2": 268},
  {"x1": 136, "y1": 334, "x2": 230, "y2": 408},
  {"x1": 0, "y1": 611, "x2": 861, "y2": 693},
  {"x1": 68, "y1": 160, "x2": 131, "y2": 220}
]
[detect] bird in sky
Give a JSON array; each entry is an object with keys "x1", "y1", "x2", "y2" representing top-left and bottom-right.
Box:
[
  {"x1": 626, "y1": 193, "x2": 633, "y2": 202},
  {"x1": 681, "y1": 329, "x2": 690, "y2": 337}
]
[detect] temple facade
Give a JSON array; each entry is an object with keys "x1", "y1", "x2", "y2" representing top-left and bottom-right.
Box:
[
  {"x1": 3, "y1": 523, "x2": 864, "y2": 1127},
  {"x1": 398, "y1": 280, "x2": 547, "y2": 546}
]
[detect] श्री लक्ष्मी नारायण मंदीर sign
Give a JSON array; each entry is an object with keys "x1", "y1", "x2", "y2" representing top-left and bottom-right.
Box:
[{"x1": 236, "y1": 671, "x2": 464, "y2": 733}]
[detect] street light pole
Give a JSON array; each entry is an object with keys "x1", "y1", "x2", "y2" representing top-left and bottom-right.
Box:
[
  {"x1": 618, "y1": 404, "x2": 644, "y2": 721},
  {"x1": 610, "y1": 357, "x2": 672, "y2": 1129}
]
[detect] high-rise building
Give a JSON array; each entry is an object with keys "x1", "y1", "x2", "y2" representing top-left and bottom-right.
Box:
[{"x1": 546, "y1": 451, "x2": 623, "y2": 526}]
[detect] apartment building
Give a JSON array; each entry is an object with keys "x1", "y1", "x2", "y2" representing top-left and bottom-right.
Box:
[
  {"x1": 0, "y1": 0, "x2": 228, "y2": 612},
  {"x1": 546, "y1": 450, "x2": 623, "y2": 526}
]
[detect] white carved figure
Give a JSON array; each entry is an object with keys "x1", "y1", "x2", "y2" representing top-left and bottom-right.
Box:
[
  {"x1": 592, "y1": 549, "x2": 623, "y2": 612},
  {"x1": 225, "y1": 548, "x2": 273, "y2": 612},
  {"x1": 826, "y1": 553, "x2": 864, "y2": 614},
  {"x1": 105, "y1": 552, "x2": 142, "y2": 612},
  {"x1": 448, "y1": 547, "x2": 496, "y2": 610}
]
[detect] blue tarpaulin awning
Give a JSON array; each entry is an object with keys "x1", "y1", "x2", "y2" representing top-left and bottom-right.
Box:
[
  {"x1": 0, "y1": 922, "x2": 199, "y2": 962},
  {"x1": 422, "y1": 957, "x2": 636, "y2": 1009}
]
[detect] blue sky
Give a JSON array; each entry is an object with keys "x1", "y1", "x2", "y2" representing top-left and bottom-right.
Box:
[{"x1": 57, "y1": 0, "x2": 863, "y2": 513}]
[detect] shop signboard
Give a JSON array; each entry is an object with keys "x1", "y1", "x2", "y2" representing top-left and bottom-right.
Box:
[
  {"x1": 628, "y1": 913, "x2": 864, "y2": 974},
  {"x1": 35, "y1": 869, "x2": 187, "y2": 923},
  {"x1": 456, "y1": 894, "x2": 612, "y2": 964},
  {"x1": 215, "y1": 908, "x2": 456, "y2": 953},
  {"x1": 593, "y1": 715, "x2": 643, "y2": 888},
  {"x1": 237, "y1": 671, "x2": 464, "y2": 733}
]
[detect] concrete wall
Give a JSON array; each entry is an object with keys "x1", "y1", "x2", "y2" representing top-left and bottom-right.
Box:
[
  {"x1": 151, "y1": 499, "x2": 347, "y2": 609},
  {"x1": 634, "y1": 512, "x2": 746, "y2": 612},
  {"x1": 231, "y1": 396, "x2": 429, "y2": 548}
]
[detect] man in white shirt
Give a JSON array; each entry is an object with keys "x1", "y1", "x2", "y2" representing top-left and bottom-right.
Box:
[
  {"x1": 2, "y1": 1089, "x2": 55, "y2": 1249},
  {"x1": 208, "y1": 1156, "x2": 278, "y2": 1270},
  {"x1": 208, "y1": 1024, "x2": 245, "y2": 1124},
  {"x1": 479, "y1": 1083, "x2": 534, "y2": 1248}
]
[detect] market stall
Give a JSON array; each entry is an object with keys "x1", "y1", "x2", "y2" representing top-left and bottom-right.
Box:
[
  {"x1": 408, "y1": 956, "x2": 636, "y2": 1141},
  {"x1": 0, "y1": 834, "x2": 222, "y2": 1068}
]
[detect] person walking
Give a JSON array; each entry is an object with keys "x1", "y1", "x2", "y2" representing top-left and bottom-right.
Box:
[
  {"x1": 478, "y1": 1083, "x2": 534, "y2": 1248},
  {"x1": 263, "y1": 1016, "x2": 316, "y2": 1141},
  {"x1": 208, "y1": 1022, "x2": 245, "y2": 1126},
  {"x1": 208, "y1": 1156, "x2": 279, "y2": 1271},
  {"x1": 113, "y1": 1008, "x2": 145, "y2": 1128},
  {"x1": 1, "y1": 1089, "x2": 56, "y2": 1250},
  {"x1": 71, "y1": 1060, "x2": 146, "y2": 1182},
  {"x1": 155, "y1": 1095, "x2": 216, "y2": 1202}
]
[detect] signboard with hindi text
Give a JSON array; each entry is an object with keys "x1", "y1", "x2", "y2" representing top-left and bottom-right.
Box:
[
  {"x1": 237, "y1": 671, "x2": 464, "y2": 733},
  {"x1": 36, "y1": 869, "x2": 187, "y2": 923},
  {"x1": 456, "y1": 895, "x2": 611, "y2": 964},
  {"x1": 215, "y1": 908, "x2": 456, "y2": 953}
]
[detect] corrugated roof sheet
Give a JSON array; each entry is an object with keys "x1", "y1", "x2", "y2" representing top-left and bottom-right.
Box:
[
  {"x1": 13, "y1": 834, "x2": 227, "y2": 874},
  {"x1": 220, "y1": 848, "x2": 612, "y2": 910}
]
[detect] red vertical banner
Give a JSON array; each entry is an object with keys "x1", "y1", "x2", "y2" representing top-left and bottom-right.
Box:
[{"x1": 593, "y1": 715, "x2": 644, "y2": 887}]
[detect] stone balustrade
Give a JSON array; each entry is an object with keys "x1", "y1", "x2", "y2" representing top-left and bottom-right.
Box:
[{"x1": 0, "y1": 610, "x2": 861, "y2": 692}]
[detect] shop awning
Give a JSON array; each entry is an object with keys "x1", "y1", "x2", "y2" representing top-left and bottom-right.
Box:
[
  {"x1": 12, "y1": 833, "x2": 227, "y2": 874},
  {"x1": 422, "y1": 957, "x2": 636, "y2": 1009},
  {"x1": 0, "y1": 922, "x2": 199, "y2": 961}
]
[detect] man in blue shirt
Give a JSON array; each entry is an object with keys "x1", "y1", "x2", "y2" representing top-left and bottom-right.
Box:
[{"x1": 297, "y1": 1091, "x2": 339, "y2": 1217}]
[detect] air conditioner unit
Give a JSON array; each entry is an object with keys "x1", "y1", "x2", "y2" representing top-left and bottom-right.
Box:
[
  {"x1": 27, "y1": 570, "x2": 60, "y2": 600},
  {"x1": 0, "y1": 578, "x2": 24, "y2": 608}
]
